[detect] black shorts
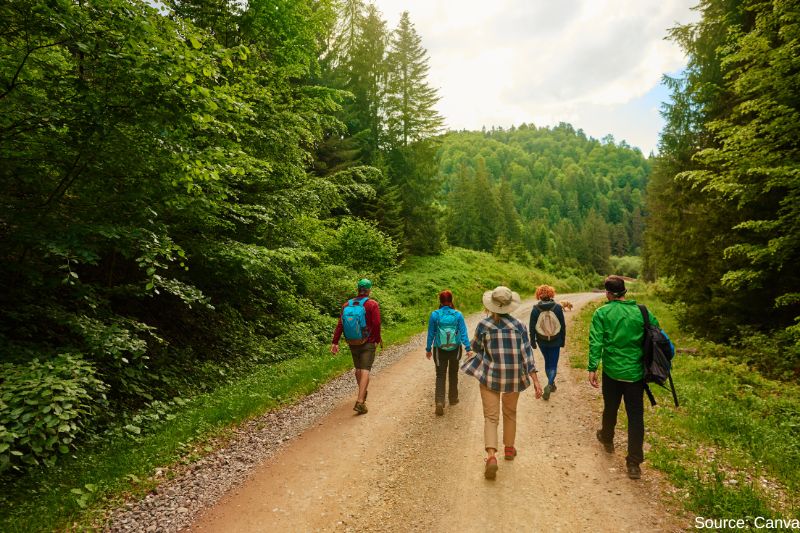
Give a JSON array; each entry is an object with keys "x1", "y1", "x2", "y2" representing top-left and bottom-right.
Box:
[{"x1": 349, "y1": 342, "x2": 377, "y2": 370}]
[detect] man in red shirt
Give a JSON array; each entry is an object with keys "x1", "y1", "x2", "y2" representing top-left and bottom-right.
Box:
[{"x1": 330, "y1": 278, "x2": 382, "y2": 414}]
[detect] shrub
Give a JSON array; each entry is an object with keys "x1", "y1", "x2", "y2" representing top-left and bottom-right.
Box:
[
  {"x1": 734, "y1": 328, "x2": 800, "y2": 381},
  {"x1": 609, "y1": 255, "x2": 642, "y2": 278},
  {"x1": 0, "y1": 354, "x2": 107, "y2": 473},
  {"x1": 326, "y1": 218, "x2": 399, "y2": 277}
]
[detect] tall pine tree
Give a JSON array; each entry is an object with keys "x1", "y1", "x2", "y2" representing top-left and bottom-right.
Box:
[{"x1": 384, "y1": 11, "x2": 444, "y2": 147}]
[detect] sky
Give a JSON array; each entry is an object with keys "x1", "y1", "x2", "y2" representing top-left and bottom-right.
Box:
[{"x1": 372, "y1": 0, "x2": 700, "y2": 154}]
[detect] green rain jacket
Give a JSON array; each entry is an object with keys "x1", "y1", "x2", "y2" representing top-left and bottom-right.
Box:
[{"x1": 587, "y1": 299, "x2": 660, "y2": 382}]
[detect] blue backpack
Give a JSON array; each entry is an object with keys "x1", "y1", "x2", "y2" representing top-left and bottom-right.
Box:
[
  {"x1": 342, "y1": 297, "x2": 369, "y2": 345},
  {"x1": 436, "y1": 308, "x2": 460, "y2": 350}
]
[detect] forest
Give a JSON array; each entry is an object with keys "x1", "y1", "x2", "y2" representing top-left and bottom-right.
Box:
[
  {"x1": 643, "y1": 0, "x2": 799, "y2": 379},
  {"x1": 438, "y1": 125, "x2": 649, "y2": 274},
  {"x1": 1, "y1": 0, "x2": 798, "y2": 490}
]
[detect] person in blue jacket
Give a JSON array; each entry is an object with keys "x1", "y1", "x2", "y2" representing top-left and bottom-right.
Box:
[
  {"x1": 528, "y1": 284, "x2": 566, "y2": 401},
  {"x1": 426, "y1": 290, "x2": 473, "y2": 416}
]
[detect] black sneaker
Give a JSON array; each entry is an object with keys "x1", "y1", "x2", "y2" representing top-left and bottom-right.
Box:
[
  {"x1": 627, "y1": 462, "x2": 641, "y2": 480},
  {"x1": 596, "y1": 430, "x2": 614, "y2": 453},
  {"x1": 550, "y1": 382, "x2": 557, "y2": 392},
  {"x1": 435, "y1": 403, "x2": 444, "y2": 416}
]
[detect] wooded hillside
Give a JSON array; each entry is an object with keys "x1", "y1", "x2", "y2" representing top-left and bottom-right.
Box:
[{"x1": 438, "y1": 125, "x2": 649, "y2": 273}]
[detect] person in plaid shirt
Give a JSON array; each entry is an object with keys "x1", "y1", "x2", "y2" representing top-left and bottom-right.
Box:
[{"x1": 461, "y1": 286, "x2": 543, "y2": 480}]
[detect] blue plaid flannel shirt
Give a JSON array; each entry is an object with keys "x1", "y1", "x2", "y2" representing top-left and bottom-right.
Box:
[{"x1": 460, "y1": 315, "x2": 538, "y2": 392}]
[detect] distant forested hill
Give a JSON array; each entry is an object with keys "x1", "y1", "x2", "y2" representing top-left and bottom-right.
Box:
[{"x1": 437, "y1": 124, "x2": 650, "y2": 273}]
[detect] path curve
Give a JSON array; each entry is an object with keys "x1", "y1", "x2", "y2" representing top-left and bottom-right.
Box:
[{"x1": 186, "y1": 293, "x2": 682, "y2": 533}]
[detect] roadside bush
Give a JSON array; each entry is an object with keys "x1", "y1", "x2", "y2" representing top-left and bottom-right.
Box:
[
  {"x1": 609, "y1": 255, "x2": 642, "y2": 278},
  {"x1": 734, "y1": 328, "x2": 800, "y2": 381},
  {"x1": 0, "y1": 354, "x2": 107, "y2": 473},
  {"x1": 326, "y1": 218, "x2": 399, "y2": 277},
  {"x1": 301, "y1": 264, "x2": 359, "y2": 318}
]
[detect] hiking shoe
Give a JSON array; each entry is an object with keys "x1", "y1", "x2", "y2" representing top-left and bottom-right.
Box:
[
  {"x1": 354, "y1": 402, "x2": 368, "y2": 415},
  {"x1": 596, "y1": 430, "x2": 614, "y2": 453},
  {"x1": 449, "y1": 398, "x2": 459, "y2": 406},
  {"x1": 435, "y1": 403, "x2": 444, "y2": 416},
  {"x1": 542, "y1": 384, "x2": 551, "y2": 401},
  {"x1": 627, "y1": 462, "x2": 641, "y2": 480},
  {"x1": 484, "y1": 456, "x2": 498, "y2": 480},
  {"x1": 504, "y1": 446, "x2": 517, "y2": 461}
]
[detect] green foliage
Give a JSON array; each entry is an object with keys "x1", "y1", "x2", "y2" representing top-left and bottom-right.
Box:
[
  {"x1": 384, "y1": 11, "x2": 444, "y2": 146},
  {"x1": 0, "y1": 0, "x2": 394, "y2": 473},
  {"x1": 0, "y1": 355, "x2": 107, "y2": 473},
  {"x1": 320, "y1": 3, "x2": 445, "y2": 256},
  {"x1": 645, "y1": 0, "x2": 800, "y2": 358},
  {"x1": 326, "y1": 217, "x2": 399, "y2": 276},
  {"x1": 438, "y1": 124, "x2": 649, "y2": 272},
  {"x1": 609, "y1": 256, "x2": 642, "y2": 279}
]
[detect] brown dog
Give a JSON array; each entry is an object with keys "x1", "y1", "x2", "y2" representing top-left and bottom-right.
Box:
[{"x1": 560, "y1": 300, "x2": 574, "y2": 311}]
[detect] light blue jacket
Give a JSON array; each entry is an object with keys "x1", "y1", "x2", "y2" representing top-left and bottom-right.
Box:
[{"x1": 426, "y1": 305, "x2": 471, "y2": 352}]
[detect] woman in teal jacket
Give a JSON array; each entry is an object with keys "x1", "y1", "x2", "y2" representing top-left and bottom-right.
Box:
[{"x1": 426, "y1": 290, "x2": 472, "y2": 416}]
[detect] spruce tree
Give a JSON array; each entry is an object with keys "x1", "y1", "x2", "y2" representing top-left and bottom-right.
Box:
[{"x1": 384, "y1": 11, "x2": 444, "y2": 147}]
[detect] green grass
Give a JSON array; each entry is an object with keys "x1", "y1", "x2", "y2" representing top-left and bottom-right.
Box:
[
  {"x1": 0, "y1": 247, "x2": 595, "y2": 532},
  {"x1": 381, "y1": 247, "x2": 590, "y2": 344},
  {"x1": 569, "y1": 289, "x2": 800, "y2": 523}
]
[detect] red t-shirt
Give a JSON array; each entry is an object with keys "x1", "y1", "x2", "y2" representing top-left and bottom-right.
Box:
[{"x1": 332, "y1": 298, "x2": 382, "y2": 345}]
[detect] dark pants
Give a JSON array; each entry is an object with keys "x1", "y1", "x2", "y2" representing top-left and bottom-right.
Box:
[
  {"x1": 434, "y1": 347, "x2": 460, "y2": 404},
  {"x1": 600, "y1": 373, "x2": 645, "y2": 465}
]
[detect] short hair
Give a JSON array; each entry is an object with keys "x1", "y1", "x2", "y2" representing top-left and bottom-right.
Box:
[
  {"x1": 535, "y1": 285, "x2": 555, "y2": 300},
  {"x1": 604, "y1": 275, "x2": 627, "y2": 296}
]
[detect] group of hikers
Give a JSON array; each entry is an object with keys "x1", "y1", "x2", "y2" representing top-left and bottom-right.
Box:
[{"x1": 330, "y1": 275, "x2": 660, "y2": 481}]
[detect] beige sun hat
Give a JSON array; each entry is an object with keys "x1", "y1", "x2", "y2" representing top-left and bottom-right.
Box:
[{"x1": 482, "y1": 286, "x2": 521, "y2": 314}]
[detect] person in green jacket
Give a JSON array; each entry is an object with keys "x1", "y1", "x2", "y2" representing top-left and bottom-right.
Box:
[{"x1": 587, "y1": 275, "x2": 659, "y2": 480}]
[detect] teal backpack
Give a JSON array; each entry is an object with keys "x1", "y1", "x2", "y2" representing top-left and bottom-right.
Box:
[
  {"x1": 342, "y1": 297, "x2": 368, "y2": 345},
  {"x1": 436, "y1": 308, "x2": 460, "y2": 350}
]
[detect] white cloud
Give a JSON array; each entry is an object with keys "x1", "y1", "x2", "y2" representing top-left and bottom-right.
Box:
[{"x1": 372, "y1": 0, "x2": 699, "y2": 153}]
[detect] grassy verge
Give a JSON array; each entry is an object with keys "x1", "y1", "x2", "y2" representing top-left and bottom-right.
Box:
[
  {"x1": 569, "y1": 289, "x2": 800, "y2": 525},
  {"x1": 0, "y1": 247, "x2": 591, "y2": 532}
]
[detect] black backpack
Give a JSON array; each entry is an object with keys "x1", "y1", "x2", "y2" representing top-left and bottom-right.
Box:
[{"x1": 638, "y1": 305, "x2": 679, "y2": 407}]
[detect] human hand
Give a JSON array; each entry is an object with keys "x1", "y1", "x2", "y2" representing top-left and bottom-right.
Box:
[
  {"x1": 533, "y1": 379, "x2": 543, "y2": 400},
  {"x1": 532, "y1": 374, "x2": 543, "y2": 399},
  {"x1": 588, "y1": 371, "x2": 599, "y2": 388},
  {"x1": 426, "y1": 351, "x2": 432, "y2": 360},
  {"x1": 330, "y1": 344, "x2": 340, "y2": 356},
  {"x1": 465, "y1": 350, "x2": 474, "y2": 358}
]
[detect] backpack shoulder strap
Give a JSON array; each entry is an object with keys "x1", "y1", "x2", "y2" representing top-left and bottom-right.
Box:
[
  {"x1": 637, "y1": 304, "x2": 649, "y2": 326},
  {"x1": 644, "y1": 383, "x2": 657, "y2": 406}
]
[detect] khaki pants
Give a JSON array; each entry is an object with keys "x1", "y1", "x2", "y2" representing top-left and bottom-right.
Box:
[{"x1": 479, "y1": 384, "x2": 520, "y2": 451}]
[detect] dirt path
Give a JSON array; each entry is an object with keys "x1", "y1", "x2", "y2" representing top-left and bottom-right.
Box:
[{"x1": 187, "y1": 293, "x2": 681, "y2": 533}]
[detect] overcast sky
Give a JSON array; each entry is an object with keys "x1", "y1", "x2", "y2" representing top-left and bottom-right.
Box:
[{"x1": 372, "y1": 0, "x2": 700, "y2": 154}]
